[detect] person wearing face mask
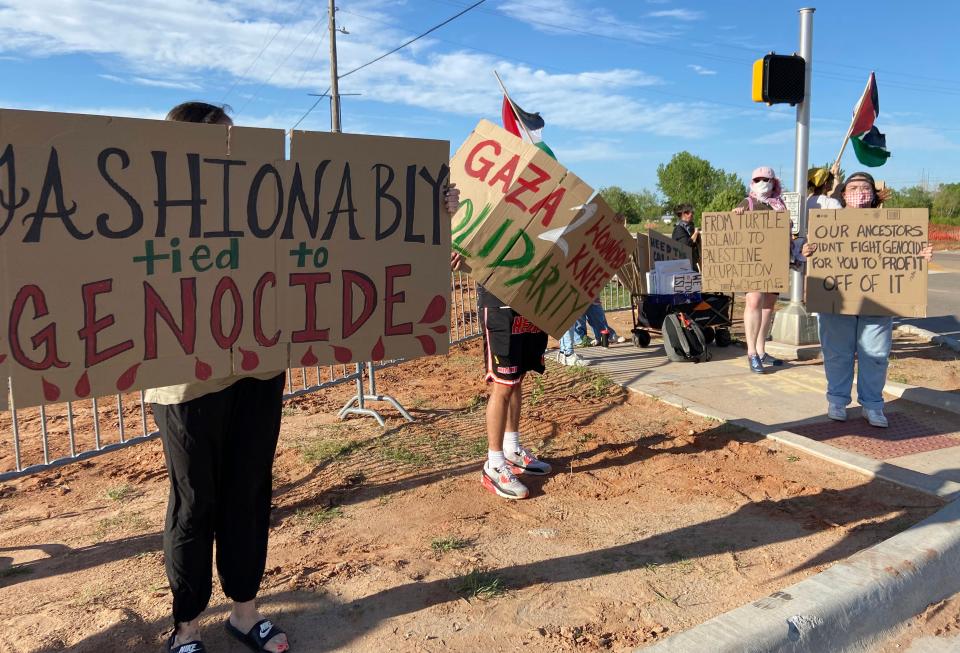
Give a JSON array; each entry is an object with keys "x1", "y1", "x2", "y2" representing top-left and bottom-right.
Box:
[
  {"x1": 803, "y1": 171, "x2": 934, "y2": 427},
  {"x1": 732, "y1": 166, "x2": 787, "y2": 374}
]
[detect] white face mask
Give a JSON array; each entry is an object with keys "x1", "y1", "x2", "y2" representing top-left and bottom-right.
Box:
[{"x1": 752, "y1": 180, "x2": 773, "y2": 196}]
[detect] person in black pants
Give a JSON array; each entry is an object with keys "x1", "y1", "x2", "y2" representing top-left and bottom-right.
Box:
[{"x1": 149, "y1": 101, "x2": 290, "y2": 653}]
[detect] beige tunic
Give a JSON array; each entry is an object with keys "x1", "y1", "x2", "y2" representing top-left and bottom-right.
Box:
[{"x1": 145, "y1": 370, "x2": 285, "y2": 405}]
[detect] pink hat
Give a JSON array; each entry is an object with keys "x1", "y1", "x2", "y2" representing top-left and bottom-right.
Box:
[{"x1": 751, "y1": 166, "x2": 776, "y2": 181}]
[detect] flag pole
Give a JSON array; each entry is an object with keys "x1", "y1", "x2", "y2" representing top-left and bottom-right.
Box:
[
  {"x1": 833, "y1": 72, "x2": 874, "y2": 170},
  {"x1": 493, "y1": 70, "x2": 536, "y2": 143}
]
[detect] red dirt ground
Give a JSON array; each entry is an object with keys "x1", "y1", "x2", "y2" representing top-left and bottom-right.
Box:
[{"x1": 0, "y1": 339, "x2": 941, "y2": 652}]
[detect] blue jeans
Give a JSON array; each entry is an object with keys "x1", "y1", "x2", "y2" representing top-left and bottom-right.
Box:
[
  {"x1": 818, "y1": 314, "x2": 893, "y2": 411},
  {"x1": 560, "y1": 316, "x2": 587, "y2": 355},
  {"x1": 576, "y1": 303, "x2": 617, "y2": 340}
]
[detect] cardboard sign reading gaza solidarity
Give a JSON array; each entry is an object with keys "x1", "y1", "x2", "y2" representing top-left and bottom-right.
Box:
[
  {"x1": 700, "y1": 211, "x2": 791, "y2": 292},
  {"x1": 0, "y1": 108, "x2": 451, "y2": 408},
  {"x1": 648, "y1": 228, "x2": 691, "y2": 263},
  {"x1": 806, "y1": 208, "x2": 928, "y2": 317},
  {"x1": 450, "y1": 120, "x2": 633, "y2": 338}
]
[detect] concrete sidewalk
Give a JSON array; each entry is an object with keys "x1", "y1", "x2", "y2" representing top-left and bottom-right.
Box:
[
  {"x1": 575, "y1": 341, "x2": 960, "y2": 500},
  {"x1": 566, "y1": 339, "x2": 960, "y2": 652}
]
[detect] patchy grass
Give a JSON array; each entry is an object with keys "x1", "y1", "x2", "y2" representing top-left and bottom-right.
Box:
[
  {"x1": 464, "y1": 393, "x2": 486, "y2": 413},
  {"x1": 106, "y1": 484, "x2": 135, "y2": 502},
  {"x1": 294, "y1": 506, "x2": 344, "y2": 527},
  {"x1": 455, "y1": 570, "x2": 506, "y2": 600},
  {"x1": 528, "y1": 375, "x2": 545, "y2": 406},
  {"x1": 299, "y1": 426, "x2": 361, "y2": 465},
  {"x1": 379, "y1": 444, "x2": 428, "y2": 467},
  {"x1": 431, "y1": 536, "x2": 472, "y2": 554},
  {"x1": 95, "y1": 513, "x2": 149, "y2": 539}
]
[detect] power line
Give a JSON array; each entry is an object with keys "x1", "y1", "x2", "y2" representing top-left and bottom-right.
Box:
[
  {"x1": 337, "y1": 0, "x2": 487, "y2": 80},
  {"x1": 290, "y1": 0, "x2": 487, "y2": 130},
  {"x1": 222, "y1": 0, "x2": 311, "y2": 102},
  {"x1": 235, "y1": 13, "x2": 328, "y2": 116}
]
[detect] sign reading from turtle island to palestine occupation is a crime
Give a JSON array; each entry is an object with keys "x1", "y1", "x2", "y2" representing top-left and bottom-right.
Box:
[
  {"x1": 0, "y1": 108, "x2": 452, "y2": 408},
  {"x1": 805, "y1": 208, "x2": 928, "y2": 317},
  {"x1": 449, "y1": 119, "x2": 634, "y2": 338},
  {"x1": 700, "y1": 210, "x2": 791, "y2": 292}
]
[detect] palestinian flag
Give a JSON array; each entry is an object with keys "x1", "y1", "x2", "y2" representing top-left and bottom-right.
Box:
[
  {"x1": 501, "y1": 95, "x2": 556, "y2": 159},
  {"x1": 849, "y1": 73, "x2": 890, "y2": 167}
]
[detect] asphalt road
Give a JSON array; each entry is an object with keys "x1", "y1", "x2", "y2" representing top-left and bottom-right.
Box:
[{"x1": 897, "y1": 250, "x2": 960, "y2": 339}]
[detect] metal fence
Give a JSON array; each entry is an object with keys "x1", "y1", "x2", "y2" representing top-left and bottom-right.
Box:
[{"x1": 0, "y1": 276, "x2": 628, "y2": 481}]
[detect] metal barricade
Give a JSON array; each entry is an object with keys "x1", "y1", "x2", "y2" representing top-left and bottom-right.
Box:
[{"x1": 0, "y1": 273, "x2": 482, "y2": 482}]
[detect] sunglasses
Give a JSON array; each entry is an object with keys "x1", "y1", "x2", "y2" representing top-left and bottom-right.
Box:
[{"x1": 752, "y1": 177, "x2": 771, "y2": 183}]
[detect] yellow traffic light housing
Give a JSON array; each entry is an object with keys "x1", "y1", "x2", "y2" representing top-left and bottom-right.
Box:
[{"x1": 752, "y1": 53, "x2": 806, "y2": 105}]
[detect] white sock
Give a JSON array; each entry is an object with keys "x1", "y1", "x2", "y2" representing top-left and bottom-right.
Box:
[
  {"x1": 488, "y1": 449, "x2": 506, "y2": 469},
  {"x1": 503, "y1": 431, "x2": 520, "y2": 455}
]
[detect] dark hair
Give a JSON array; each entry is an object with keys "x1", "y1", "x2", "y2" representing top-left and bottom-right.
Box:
[
  {"x1": 834, "y1": 171, "x2": 880, "y2": 208},
  {"x1": 674, "y1": 203, "x2": 694, "y2": 218},
  {"x1": 166, "y1": 102, "x2": 233, "y2": 124}
]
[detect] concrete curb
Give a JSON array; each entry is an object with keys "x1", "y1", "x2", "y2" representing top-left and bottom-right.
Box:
[
  {"x1": 885, "y1": 381, "x2": 960, "y2": 417},
  {"x1": 895, "y1": 323, "x2": 960, "y2": 353},
  {"x1": 640, "y1": 498, "x2": 960, "y2": 653}
]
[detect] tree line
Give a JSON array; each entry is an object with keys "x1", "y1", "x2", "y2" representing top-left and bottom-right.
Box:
[{"x1": 601, "y1": 151, "x2": 960, "y2": 226}]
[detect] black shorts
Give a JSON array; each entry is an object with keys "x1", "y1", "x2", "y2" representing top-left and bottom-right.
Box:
[{"x1": 481, "y1": 306, "x2": 548, "y2": 386}]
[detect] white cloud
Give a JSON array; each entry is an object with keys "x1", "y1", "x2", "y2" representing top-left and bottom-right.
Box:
[
  {"x1": 687, "y1": 64, "x2": 716, "y2": 76},
  {"x1": 649, "y1": 9, "x2": 703, "y2": 20},
  {"x1": 0, "y1": 0, "x2": 718, "y2": 138},
  {"x1": 497, "y1": 0, "x2": 669, "y2": 43}
]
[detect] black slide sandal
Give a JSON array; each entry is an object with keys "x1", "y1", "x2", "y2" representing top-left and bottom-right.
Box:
[
  {"x1": 225, "y1": 618, "x2": 290, "y2": 652},
  {"x1": 166, "y1": 631, "x2": 206, "y2": 653}
]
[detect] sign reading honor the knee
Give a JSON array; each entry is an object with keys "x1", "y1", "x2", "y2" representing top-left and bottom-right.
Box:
[
  {"x1": 805, "y1": 208, "x2": 928, "y2": 317},
  {"x1": 0, "y1": 108, "x2": 451, "y2": 408},
  {"x1": 700, "y1": 211, "x2": 791, "y2": 292},
  {"x1": 450, "y1": 119, "x2": 633, "y2": 338}
]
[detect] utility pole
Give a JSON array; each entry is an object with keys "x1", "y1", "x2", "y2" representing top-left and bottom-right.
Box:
[
  {"x1": 328, "y1": 0, "x2": 341, "y2": 132},
  {"x1": 771, "y1": 7, "x2": 820, "y2": 355}
]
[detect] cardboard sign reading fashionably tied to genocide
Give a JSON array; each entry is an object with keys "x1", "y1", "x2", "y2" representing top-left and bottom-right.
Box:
[
  {"x1": 449, "y1": 120, "x2": 634, "y2": 338},
  {"x1": 700, "y1": 211, "x2": 791, "y2": 293},
  {"x1": 648, "y1": 228, "x2": 691, "y2": 264},
  {"x1": 0, "y1": 108, "x2": 451, "y2": 408},
  {"x1": 805, "y1": 208, "x2": 928, "y2": 317}
]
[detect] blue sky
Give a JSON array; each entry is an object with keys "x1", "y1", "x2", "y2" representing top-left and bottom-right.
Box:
[{"x1": 1, "y1": 0, "x2": 957, "y2": 198}]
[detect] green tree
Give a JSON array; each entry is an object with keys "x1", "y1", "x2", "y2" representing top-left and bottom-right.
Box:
[
  {"x1": 703, "y1": 187, "x2": 746, "y2": 213},
  {"x1": 598, "y1": 186, "x2": 663, "y2": 224},
  {"x1": 656, "y1": 151, "x2": 746, "y2": 219},
  {"x1": 933, "y1": 183, "x2": 960, "y2": 220},
  {"x1": 886, "y1": 185, "x2": 934, "y2": 211}
]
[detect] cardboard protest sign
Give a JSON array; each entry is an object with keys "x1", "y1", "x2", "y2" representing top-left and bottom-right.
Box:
[
  {"x1": 616, "y1": 232, "x2": 649, "y2": 296},
  {"x1": 0, "y1": 108, "x2": 450, "y2": 407},
  {"x1": 450, "y1": 120, "x2": 633, "y2": 338},
  {"x1": 805, "y1": 208, "x2": 928, "y2": 317},
  {"x1": 700, "y1": 211, "x2": 791, "y2": 293},
  {"x1": 648, "y1": 228, "x2": 691, "y2": 264}
]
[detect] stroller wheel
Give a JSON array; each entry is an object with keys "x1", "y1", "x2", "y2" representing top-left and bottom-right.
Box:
[
  {"x1": 715, "y1": 328, "x2": 732, "y2": 347},
  {"x1": 702, "y1": 326, "x2": 716, "y2": 344},
  {"x1": 632, "y1": 330, "x2": 651, "y2": 348}
]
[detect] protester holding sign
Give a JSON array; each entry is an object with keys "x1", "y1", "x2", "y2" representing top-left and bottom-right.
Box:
[
  {"x1": 154, "y1": 102, "x2": 462, "y2": 653},
  {"x1": 802, "y1": 172, "x2": 933, "y2": 427},
  {"x1": 732, "y1": 166, "x2": 788, "y2": 373},
  {"x1": 671, "y1": 203, "x2": 701, "y2": 268}
]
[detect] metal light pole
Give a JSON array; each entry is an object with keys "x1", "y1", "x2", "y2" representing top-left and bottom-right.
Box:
[{"x1": 771, "y1": 6, "x2": 820, "y2": 351}]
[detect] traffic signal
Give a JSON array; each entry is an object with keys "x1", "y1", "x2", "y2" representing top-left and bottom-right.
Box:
[{"x1": 752, "y1": 53, "x2": 806, "y2": 105}]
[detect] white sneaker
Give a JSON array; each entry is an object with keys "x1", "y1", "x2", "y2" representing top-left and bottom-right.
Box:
[
  {"x1": 590, "y1": 338, "x2": 599, "y2": 346},
  {"x1": 827, "y1": 404, "x2": 847, "y2": 422},
  {"x1": 615, "y1": 336, "x2": 627, "y2": 344},
  {"x1": 481, "y1": 461, "x2": 529, "y2": 499},
  {"x1": 560, "y1": 352, "x2": 590, "y2": 367},
  {"x1": 864, "y1": 408, "x2": 889, "y2": 428}
]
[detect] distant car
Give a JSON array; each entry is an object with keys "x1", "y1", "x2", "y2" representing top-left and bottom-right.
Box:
[{"x1": 661, "y1": 214, "x2": 673, "y2": 223}]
